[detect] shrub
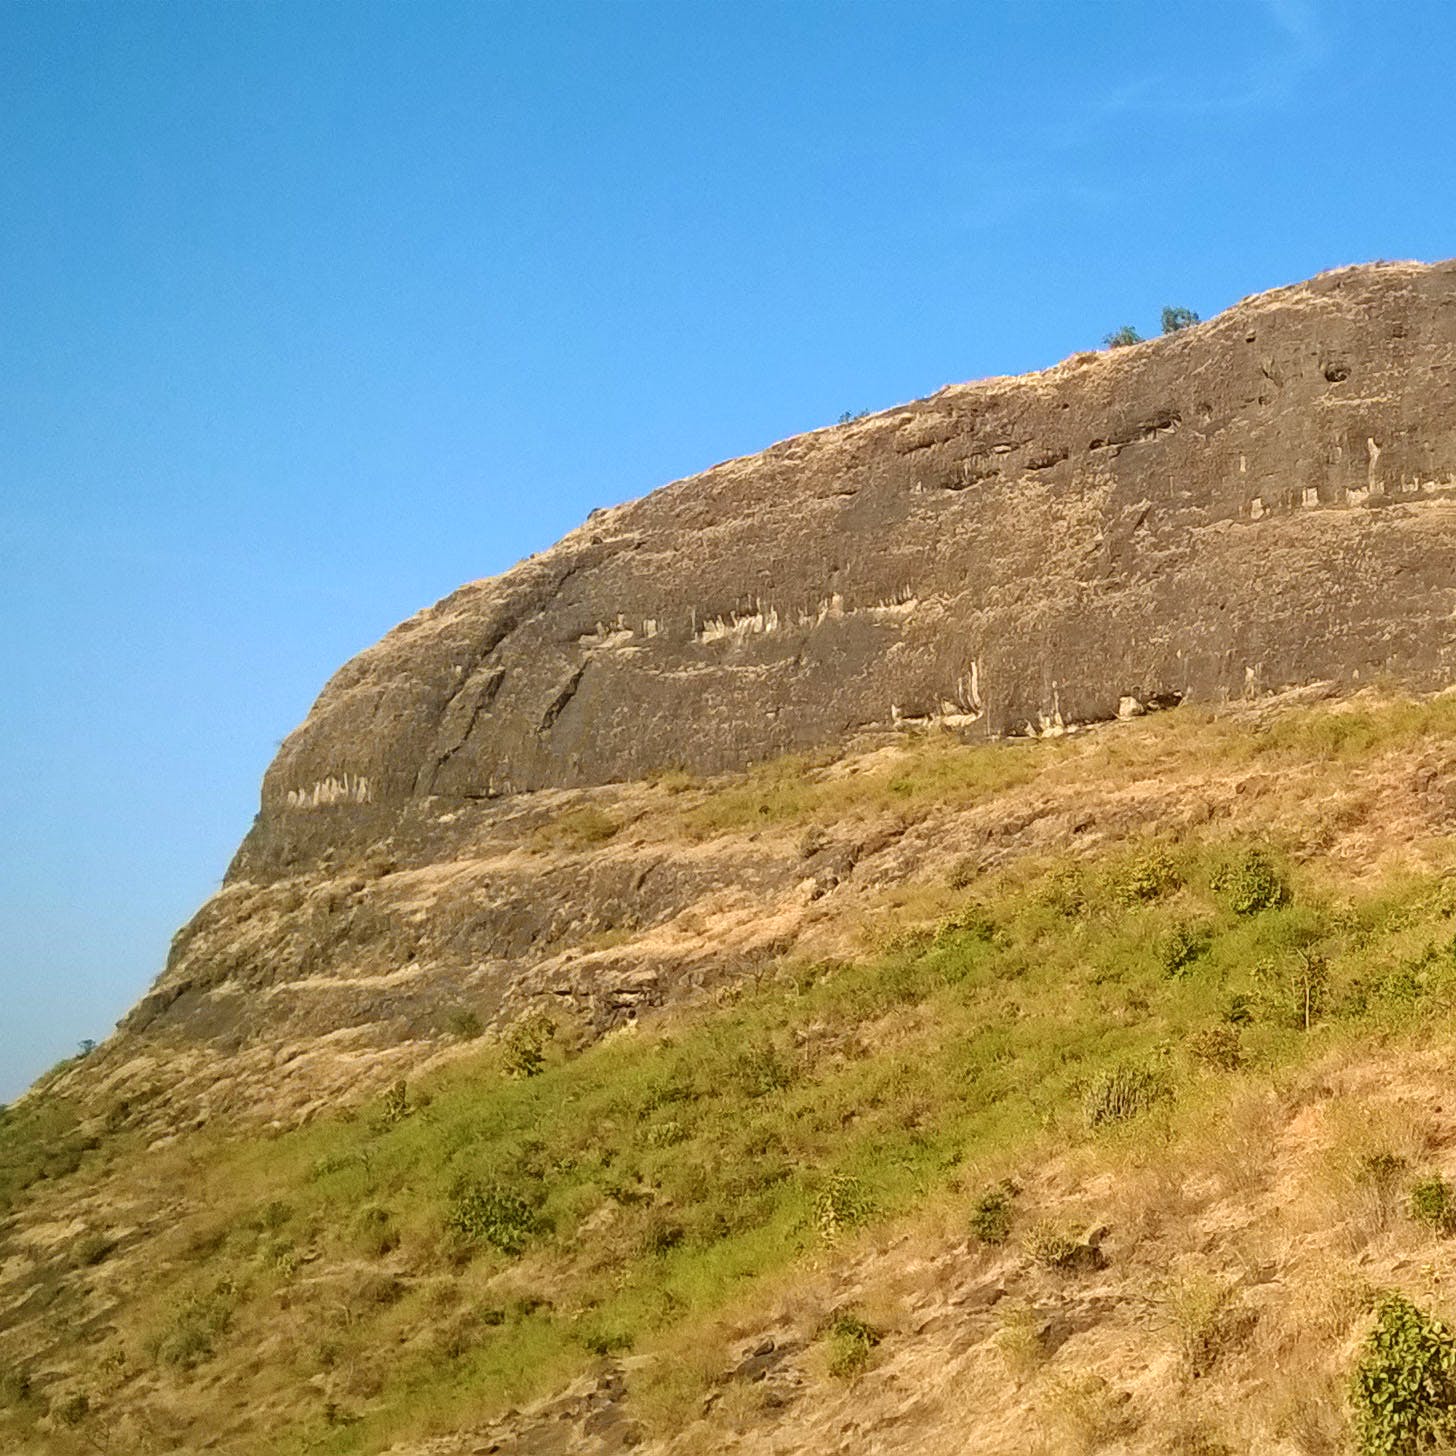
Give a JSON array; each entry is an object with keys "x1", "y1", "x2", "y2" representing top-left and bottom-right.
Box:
[
  {"x1": 1161, "y1": 305, "x2": 1200, "y2": 334},
  {"x1": 1357, "y1": 1151, "x2": 1409, "y2": 1196},
  {"x1": 538, "y1": 805, "x2": 620, "y2": 851},
  {"x1": 969, "y1": 1182, "x2": 1017, "y2": 1245},
  {"x1": 250, "y1": 1199, "x2": 292, "y2": 1234},
  {"x1": 1256, "y1": 952, "x2": 1329, "y2": 1030},
  {"x1": 1350, "y1": 1292, "x2": 1456, "y2": 1454},
  {"x1": 503, "y1": 1014, "x2": 556, "y2": 1078},
  {"x1": 640, "y1": 1213, "x2": 685, "y2": 1256},
  {"x1": 1041, "y1": 865, "x2": 1088, "y2": 917},
  {"x1": 814, "y1": 1173, "x2": 872, "y2": 1243},
  {"x1": 1186, "y1": 1025, "x2": 1242, "y2": 1071},
  {"x1": 992, "y1": 1302, "x2": 1046, "y2": 1376},
  {"x1": 150, "y1": 1280, "x2": 237, "y2": 1369},
  {"x1": 731, "y1": 1041, "x2": 794, "y2": 1097},
  {"x1": 1161, "y1": 920, "x2": 1211, "y2": 977},
  {"x1": 1163, "y1": 1272, "x2": 1252, "y2": 1375},
  {"x1": 1024, "y1": 1219, "x2": 1081, "y2": 1270},
  {"x1": 1110, "y1": 851, "x2": 1179, "y2": 906},
  {"x1": 579, "y1": 1325, "x2": 634, "y2": 1357},
  {"x1": 1103, "y1": 325, "x2": 1143, "y2": 349},
  {"x1": 445, "y1": 1007, "x2": 483, "y2": 1041},
  {"x1": 352, "y1": 1204, "x2": 400, "y2": 1259},
  {"x1": 1083, "y1": 1061, "x2": 1169, "y2": 1127},
  {"x1": 379, "y1": 1079, "x2": 409, "y2": 1125},
  {"x1": 1212, "y1": 849, "x2": 1287, "y2": 915},
  {"x1": 1222, "y1": 993, "x2": 1254, "y2": 1025},
  {"x1": 1409, "y1": 1175, "x2": 1456, "y2": 1235},
  {"x1": 447, "y1": 1180, "x2": 539, "y2": 1256},
  {"x1": 644, "y1": 1117, "x2": 688, "y2": 1148},
  {"x1": 824, "y1": 1311, "x2": 881, "y2": 1377}
]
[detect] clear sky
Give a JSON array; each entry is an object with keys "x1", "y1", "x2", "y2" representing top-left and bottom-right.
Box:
[{"x1": 3, "y1": 0, "x2": 1453, "y2": 1099}]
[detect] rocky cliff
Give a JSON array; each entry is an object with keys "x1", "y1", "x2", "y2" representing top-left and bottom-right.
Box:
[
  {"x1": 119, "y1": 259, "x2": 1456, "y2": 1076},
  {"x1": 250, "y1": 257, "x2": 1456, "y2": 849}
]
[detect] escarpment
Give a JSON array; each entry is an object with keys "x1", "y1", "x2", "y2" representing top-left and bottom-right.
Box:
[
  {"x1": 112, "y1": 258, "x2": 1456, "y2": 1082},
  {"x1": 248, "y1": 260, "x2": 1456, "y2": 869}
]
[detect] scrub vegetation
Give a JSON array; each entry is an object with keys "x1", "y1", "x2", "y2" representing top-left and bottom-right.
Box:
[{"x1": 14, "y1": 691, "x2": 1456, "y2": 1452}]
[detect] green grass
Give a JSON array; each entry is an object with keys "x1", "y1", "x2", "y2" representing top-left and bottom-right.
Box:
[
  {"x1": 675, "y1": 730, "x2": 1051, "y2": 838},
  {"x1": 16, "y1": 691, "x2": 1456, "y2": 1452},
  {"x1": 0, "y1": 1090, "x2": 91, "y2": 1219},
  {"x1": 21, "y1": 829, "x2": 1456, "y2": 1455}
]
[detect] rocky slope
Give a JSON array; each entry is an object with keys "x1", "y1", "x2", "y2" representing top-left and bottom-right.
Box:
[{"x1": 113, "y1": 257, "x2": 1456, "y2": 1093}]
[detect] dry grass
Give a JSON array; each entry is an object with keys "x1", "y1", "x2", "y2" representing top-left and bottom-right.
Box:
[{"x1": 17, "y1": 689, "x2": 1456, "y2": 1454}]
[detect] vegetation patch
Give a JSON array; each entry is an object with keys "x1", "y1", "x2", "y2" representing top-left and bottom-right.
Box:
[
  {"x1": 969, "y1": 1181, "x2": 1017, "y2": 1246},
  {"x1": 823, "y1": 1310, "x2": 881, "y2": 1378},
  {"x1": 1408, "y1": 1174, "x2": 1456, "y2": 1235},
  {"x1": 1350, "y1": 1292, "x2": 1456, "y2": 1455}
]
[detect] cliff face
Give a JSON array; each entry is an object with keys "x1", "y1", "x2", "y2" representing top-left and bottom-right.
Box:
[
  {"x1": 117, "y1": 258, "x2": 1456, "y2": 1069},
  {"x1": 243, "y1": 259, "x2": 1456, "y2": 876}
]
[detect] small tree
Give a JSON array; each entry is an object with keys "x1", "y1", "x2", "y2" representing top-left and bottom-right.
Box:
[
  {"x1": 1103, "y1": 325, "x2": 1142, "y2": 348},
  {"x1": 1161, "y1": 305, "x2": 1200, "y2": 334}
]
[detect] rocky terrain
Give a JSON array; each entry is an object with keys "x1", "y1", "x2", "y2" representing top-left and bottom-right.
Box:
[{"x1": 13, "y1": 261, "x2": 1456, "y2": 1454}]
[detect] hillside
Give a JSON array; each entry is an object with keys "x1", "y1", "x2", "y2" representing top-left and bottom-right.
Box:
[
  {"x1": 12, "y1": 691, "x2": 1456, "y2": 1452},
  {"x1": 16, "y1": 259, "x2": 1456, "y2": 1453}
]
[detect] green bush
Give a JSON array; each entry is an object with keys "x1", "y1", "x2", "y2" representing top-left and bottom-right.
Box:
[
  {"x1": 731, "y1": 1041, "x2": 794, "y2": 1097},
  {"x1": 1103, "y1": 325, "x2": 1143, "y2": 349},
  {"x1": 824, "y1": 1310, "x2": 881, "y2": 1377},
  {"x1": 1161, "y1": 306, "x2": 1200, "y2": 334},
  {"x1": 1185, "y1": 1025, "x2": 1242, "y2": 1071},
  {"x1": 352, "y1": 1204, "x2": 400, "y2": 1259},
  {"x1": 446, "y1": 1007, "x2": 483, "y2": 1041},
  {"x1": 1212, "y1": 849, "x2": 1288, "y2": 916},
  {"x1": 1256, "y1": 953, "x2": 1329, "y2": 1031},
  {"x1": 579, "y1": 1324, "x2": 633, "y2": 1357},
  {"x1": 379, "y1": 1079, "x2": 410, "y2": 1126},
  {"x1": 1161, "y1": 921, "x2": 1211, "y2": 977},
  {"x1": 1023, "y1": 1219, "x2": 1082, "y2": 1270},
  {"x1": 814, "y1": 1173, "x2": 872, "y2": 1243},
  {"x1": 969, "y1": 1182, "x2": 1016, "y2": 1245},
  {"x1": 503, "y1": 1014, "x2": 556, "y2": 1078},
  {"x1": 1350, "y1": 1292, "x2": 1456, "y2": 1454},
  {"x1": 150, "y1": 1280, "x2": 237, "y2": 1370},
  {"x1": 1110, "y1": 851, "x2": 1179, "y2": 906},
  {"x1": 1083, "y1": 1061, "x2": 1169, "y2": 1127},
  {"x1": 447, "y1": 1180, "x2": 539, "y2": 1256},
  {"x1": 1409, "y1": 1175, "x2": 1456, "y2": 1235}
]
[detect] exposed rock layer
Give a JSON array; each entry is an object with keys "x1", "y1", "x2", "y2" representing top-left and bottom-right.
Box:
[
  {"x1": 118, "y1": 259, "x2": 1456, "y2": 1060},
  {"x1": 245, "y1": 260, "x2": 1456, "y2": 884}
]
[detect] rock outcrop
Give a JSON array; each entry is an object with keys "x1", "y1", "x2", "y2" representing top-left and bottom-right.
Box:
[
  {"x1": 119, "y1": 258, "x2": 1456, "y2": 1069},
  {"x1": 245, "y1": 259, "x2": 1456, "y2": 875}
]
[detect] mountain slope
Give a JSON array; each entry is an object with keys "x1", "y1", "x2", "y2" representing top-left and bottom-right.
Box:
[{"x1": 10, "y1": 692, "x2": 1456, "y2": 1453}]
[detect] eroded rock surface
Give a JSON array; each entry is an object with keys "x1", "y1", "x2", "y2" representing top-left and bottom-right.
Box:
[
  {"x1": 102, "y1": 258, "x2": 1456, "y2": 1081},
  {"x1": 249, "y1": 260, "x2": 1456, "y2": 870}
]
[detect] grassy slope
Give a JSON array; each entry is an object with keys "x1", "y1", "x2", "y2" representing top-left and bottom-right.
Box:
[{"x1": 11, "y1": 694, "x2": 1456, "y2": 1453}]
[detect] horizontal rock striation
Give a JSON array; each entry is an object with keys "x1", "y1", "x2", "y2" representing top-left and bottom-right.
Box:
[{"x1": 242, "y1": 259, "x2": 1456, "y2": 880}]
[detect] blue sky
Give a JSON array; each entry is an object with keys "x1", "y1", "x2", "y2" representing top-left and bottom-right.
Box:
[{"x1": 2, "y1": 0, "x2": 1453, "y2": 1099}]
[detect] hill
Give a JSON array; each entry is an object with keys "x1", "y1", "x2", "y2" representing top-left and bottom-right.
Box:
[{"x1": 14, "y1": 262, "x2": 1456, "y2": 1452}]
